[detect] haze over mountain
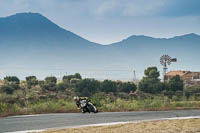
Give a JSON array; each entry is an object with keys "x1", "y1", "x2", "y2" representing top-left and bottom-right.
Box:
[{"x1": 0, "y1": 13, "x2": 199, "y2": 80}]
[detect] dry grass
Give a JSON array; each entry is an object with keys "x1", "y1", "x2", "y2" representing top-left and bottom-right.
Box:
[{"x1": 37, "y1": 118, "x2": 200, "y2": 133}]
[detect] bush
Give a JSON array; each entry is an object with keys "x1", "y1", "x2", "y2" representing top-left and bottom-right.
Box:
[
  {"x1": 1, "y1": 85, "x2": 14, "y2": 94},
  {"x1": 42, "y1": 76, "x2": 57, "y2": 91},
  {"x1": 184, "y1": 86, "x2": 200, "y2": 98},
  {"x1": 168, "y1": 75, "x2": 184, "y2": 92},
  {"x1": 57, "y1": 82, "x2": 69, "y2": 91},
  {"x1": 42, "y1": 83, "x2": 57, "y2": 91},
  {"x1": 63, "y1": 73, "x2": 82, "y2": 81},
  {"x1": 38, "y1": 80, "x2": 45, "y2": 86},
  {"x1": 30, "y1": 101, "x2": 61, "y2": 113},
  {"x1": 118, "y1": 82, "x2": 137, "y2": 93},
  {"x1": 172, "y1": 95, "x2": 179, "y2": 101},
  {"x1": 188, "y1": 95, "x2": 196, "y2": 101},
  {"x1": 1, "y1": 84, "x2": 20, "y2": 94},
  {"x1": 4, "y1": 76, "x2": 20, "y2": 85},
  {"x1": 45, "y1": 76, "x2": 57, "y2": 84},
  {"x1": 101, "y1": 80, "x2": 117, "y2": 93},
  {"x1": 26, "y1": 76, "x2": 38, "y2": 87},
  {"x1": 75, "y1": 79, "x2": 100, "y2": 97},
  {"x1": 91, "y1": 92, "x2": 105, "y2": 107},
  {"x1": 139, "y1": 79, "x2": 162, "y2": 94},
  {"x1": 0, "y1": 103, "x2": 7, "y2": 113}
]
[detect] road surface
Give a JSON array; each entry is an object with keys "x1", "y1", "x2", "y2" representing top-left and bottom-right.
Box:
[{"x1": 1, "y1": 110, "x2": 200, "y2": 133}]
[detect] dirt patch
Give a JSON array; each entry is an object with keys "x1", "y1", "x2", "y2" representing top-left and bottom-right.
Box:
[{"x1": 35, "y1": 118, "x2": 200, "y2": 133}]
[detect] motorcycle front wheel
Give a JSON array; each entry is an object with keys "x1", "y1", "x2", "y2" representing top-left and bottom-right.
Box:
[{"x1": 87, "y1": 103, "x2": 98, "y2": 113}]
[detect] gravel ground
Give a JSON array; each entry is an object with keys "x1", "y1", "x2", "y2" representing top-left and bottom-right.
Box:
[{"x1": 38, "y1": 118, "x2": 200, "y2": 133}]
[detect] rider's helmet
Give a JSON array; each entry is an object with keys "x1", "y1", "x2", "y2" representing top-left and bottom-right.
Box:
[{"x1": 74, "y1": 96, "x2": 80, "y2": 102}]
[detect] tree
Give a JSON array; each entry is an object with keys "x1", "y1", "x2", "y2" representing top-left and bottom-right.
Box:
[
  {"x1": 101, "y1": 80, "x2": 117, "y2": 93},
  {"x1": 1, "y1": 85, "x2": 15, "y2": 94},
  {"x1": 74, "y1": 73, "x2": 82, "y2": 80},
  {"x1": 118, "y1": 82, "x2": 137, "y2": 93},
  {"x1": 63, "y1": 75, "x2": 73, "y2": 81},
  {"x1": 63, "y1": 73, "x2": 82, "y2": 81},
  {"x1": 26, "y1": 76, "x2": 38, "y2": 88},
  {"x1": 75, "y1": 79, "x2": 100, "y2": 97},
  {"x1": 184, "y1": 86, "x2": 200, "y2": 98},
  {"x1": 2, "y1": 76, "x2": 20, "y2": 94},
  {"x1": 45, "y1": 76, "x2": 57, "y2": 84},
  {"x1": 168, "y1": 75, "x2": 184, "y2": 92},
  {"x1": 57, "y1": 82, "x2": 69, "y2": 91},
  {"x1": 139, "y1": 67, "x2": 162, "y2": 93},
  {"x1": 43, "y1": 76, "x2": 57, "y2": 91},
  {"x1": 4, "y1": 76, "x2": 20, "y2": 85},
  {"x1": 144, "y1": 67, "x2": 160, "y2": 80}
]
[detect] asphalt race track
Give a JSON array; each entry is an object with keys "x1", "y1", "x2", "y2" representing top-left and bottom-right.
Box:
[{"x1": 1, "y1": 110, "x2": 200, "y2": 133}]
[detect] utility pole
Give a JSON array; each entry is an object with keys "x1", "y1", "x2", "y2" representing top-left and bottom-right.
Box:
[{"x1": 133, "y1": 70, "x2": 137, "y2": 84}]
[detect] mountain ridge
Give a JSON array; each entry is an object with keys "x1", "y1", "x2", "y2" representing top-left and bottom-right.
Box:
[
  {"x1": 0, "y1": 12, "x2": 101, "y2": 48},
  {"x1": 0, "y1": 12, "x2": 199, "y2": 80},
  {"x1": 0, "y1": 12, "x2": 199, "y2": 46}
]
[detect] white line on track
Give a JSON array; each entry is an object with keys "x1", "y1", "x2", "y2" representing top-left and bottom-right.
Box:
[
  {"x1": 8, "y1": 115, "x2": 43, "y2": 118},
  {"x1": 6, "y1": 130, "x2": 44, "y2": 133}
]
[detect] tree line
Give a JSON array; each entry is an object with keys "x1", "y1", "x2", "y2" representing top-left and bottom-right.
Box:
[
  {"x1": 0, "y1": 66, "x2": 186, "y2": 98},
  {"x1": 0, "y1": 73, "x2": 137, "y2": 97}
]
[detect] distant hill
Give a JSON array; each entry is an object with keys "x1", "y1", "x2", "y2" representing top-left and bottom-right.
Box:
[{"x1": 0, "y1": 13, "x2": 199, "y2": 80}]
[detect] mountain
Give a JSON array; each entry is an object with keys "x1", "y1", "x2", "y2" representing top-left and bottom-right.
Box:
[
  {"x1": 0, "y1": 13, "x2": 104, "y2": 73},
  {"x1": 109, "y1": 33, "x2": 200, "y2": 79},
  {"x1": 0, "y1": 13, "x2": 100, "y2": 47},
  {"x1": 0, "y1": 13, "x2": 200, "y2": 80}
]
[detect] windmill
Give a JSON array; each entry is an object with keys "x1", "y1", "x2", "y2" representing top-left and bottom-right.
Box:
[{"x1": 160, "y1": 55, "x2": 177, "y2": 80}]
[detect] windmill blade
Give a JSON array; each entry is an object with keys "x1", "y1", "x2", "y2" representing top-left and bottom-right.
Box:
[{"x1": 171, "y1": 58, "x2": 177, "y2": 62}]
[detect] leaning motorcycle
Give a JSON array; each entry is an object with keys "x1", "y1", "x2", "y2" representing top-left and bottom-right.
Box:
[{"x1": 80, "y1": 100, "x2": 98, "y2": 113}]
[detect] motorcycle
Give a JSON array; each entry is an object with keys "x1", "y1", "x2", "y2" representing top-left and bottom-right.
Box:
[{"x1": 80, "y1": 99, "x2": 98, "y2": 113}]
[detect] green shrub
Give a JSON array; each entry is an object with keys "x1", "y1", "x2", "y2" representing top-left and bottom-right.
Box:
[
  {"x1": 30, "y1": 101, "x2": 61, "y2": 113},
  {"x1": 26, "y1": 76, "x2": 38, "y2": 88},
  {"x1": 45, "y1": 76, "x2": 57, "y2": 84},
  {"x1": 184, "y1": 86, "x2": 200, "y2": 98},
  {"x1": 168, "y1": 75, "x2": 184, "y2": 92},
  {"x1": 4, "y1": 76, "x2": 20, "y2": 85},
  {"x1": 188, "y1": 95, "x2": 196, "y2": 101},
  {"x1": 0, "y1": 103, "x2": 7, "y2": 113},
  {"x1": 75, "y1": 79, "x2": 100, "y2": 97},
  {"x1": 172, "y1": 95, "x2": 179, "y2": 101},
  {"x1": 57, "y1": 82, "x2": 69, "y2": 91},
  {"x1": 1, "y1": 85, "x2": 15, "y2": 94},
  {"x1": 91, "y1": 93, "x2": 105, "y2": 107},
  {"x1": 42, "y1": 77, "x2": 57, "y2": 91},
  {"x1": 63, "y1": 73, "x2": 82, "y2": 81},
  {"x1": 118, "y1": 82, "x2": 137, "y2": 93},
  {"x1": 101, "y1": 80, "x2": 117, "y2": 93}
]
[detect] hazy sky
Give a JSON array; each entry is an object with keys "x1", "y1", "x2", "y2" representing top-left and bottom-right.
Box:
[{"x1": 0, "y1": 0, "x2": 200, "y2": 44}]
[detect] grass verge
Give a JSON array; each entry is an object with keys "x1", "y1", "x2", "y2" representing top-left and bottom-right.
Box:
[{"x1": 1, "y1": 97, "x2": 200, "y2": 117}]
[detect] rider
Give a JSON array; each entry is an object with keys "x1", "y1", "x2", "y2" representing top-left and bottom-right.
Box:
[
  {"x1": 74, "y1": 96, "x2": 89, "y2": 108},
  {"x1": 74, "y1": 96, "x2": 98, "y2": 113}
]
